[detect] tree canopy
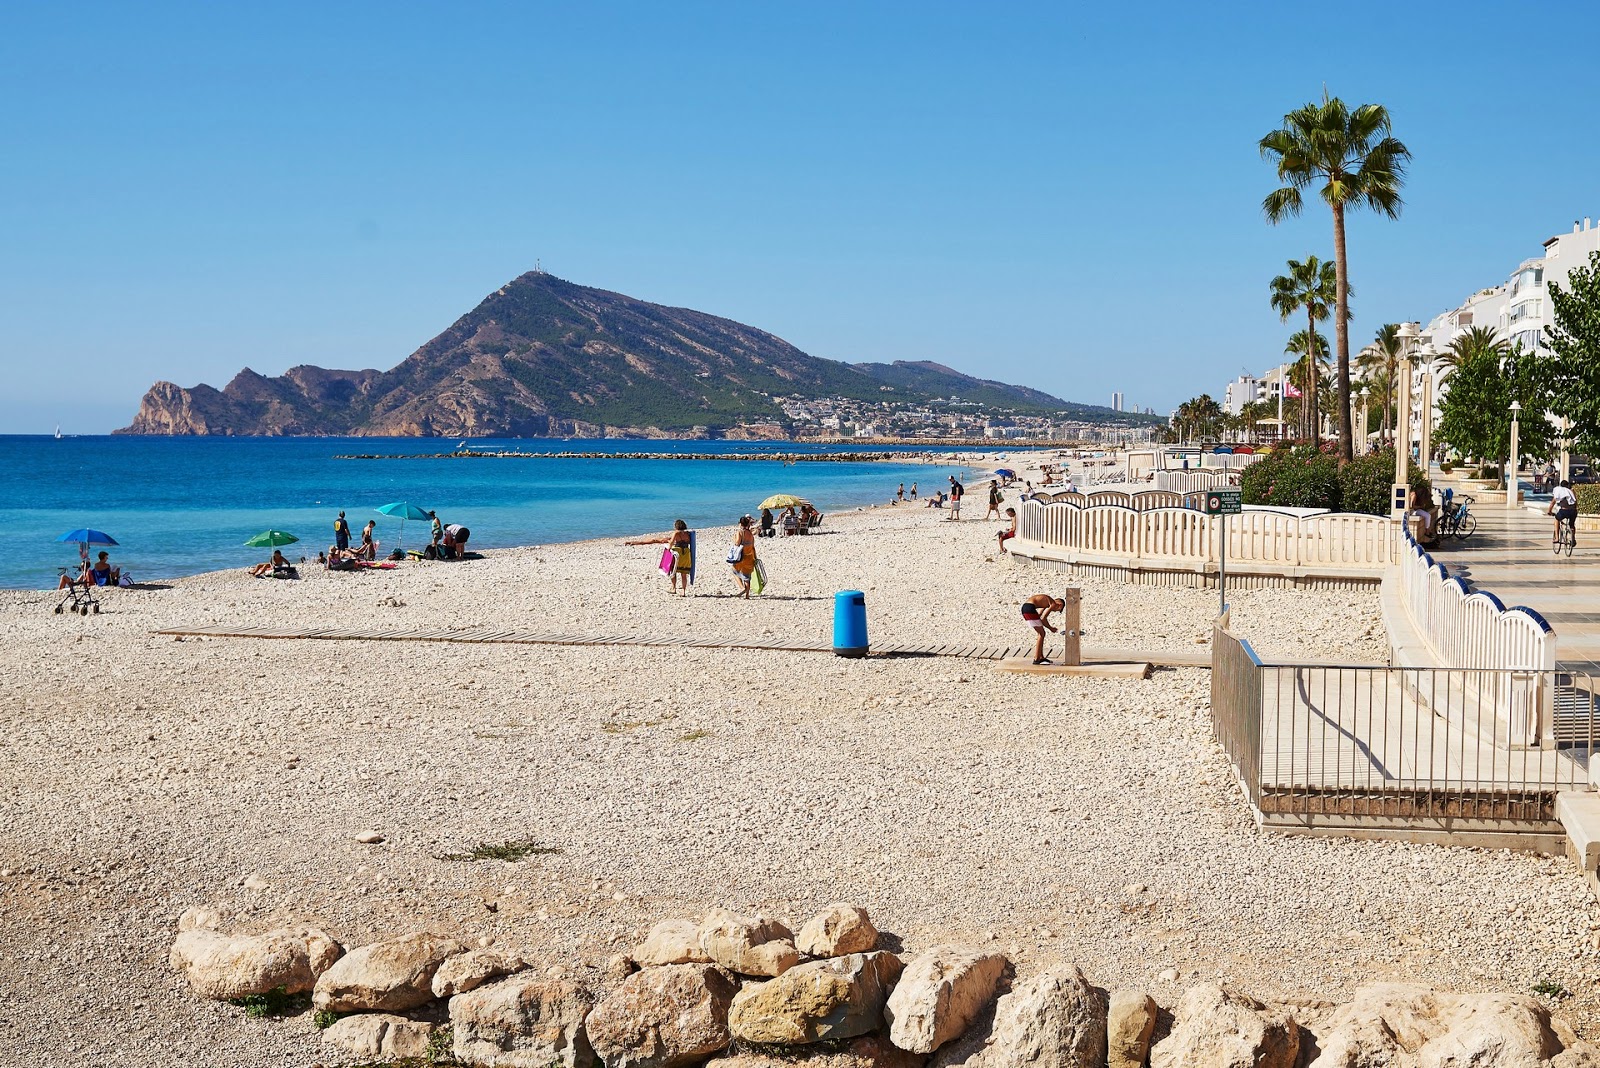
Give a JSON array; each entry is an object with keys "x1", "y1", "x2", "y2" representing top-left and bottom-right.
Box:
[
  {"x1": 1545, "y1": 249, "x2": 1600, "y2": 455},
  {"x1": 1436, "y1": 344, "x2": 1554, "y2": 477}
]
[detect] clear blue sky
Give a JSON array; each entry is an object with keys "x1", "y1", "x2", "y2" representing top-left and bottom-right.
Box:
[{"x1": 4, "y1": 1, "x2": 1598, "y2": 433}]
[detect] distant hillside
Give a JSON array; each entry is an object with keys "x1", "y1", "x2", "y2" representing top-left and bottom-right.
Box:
[{"x1": 118, "y1": 273, "x2": 1149, "y2": 436}]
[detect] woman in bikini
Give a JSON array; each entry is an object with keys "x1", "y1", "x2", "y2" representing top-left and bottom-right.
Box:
[
  {"x1": 669, "y1": 519, "x2": 694, "y2": 595},
  {"x1": 730, "y1": 515, "x2": 757, "y2": 598}
]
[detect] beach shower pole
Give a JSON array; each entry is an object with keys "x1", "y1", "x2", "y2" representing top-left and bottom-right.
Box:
[{"x1": 1062, "y1": 588, "x2": 1082, "y2": 666}]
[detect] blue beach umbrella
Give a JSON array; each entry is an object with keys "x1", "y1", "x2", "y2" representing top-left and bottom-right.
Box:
[
  {"x1": 57, "y1": 529, "x2": 118, "y2": 546},
  {"x1": 375, "y1": 501, "x2": 432, "y2": 552}
]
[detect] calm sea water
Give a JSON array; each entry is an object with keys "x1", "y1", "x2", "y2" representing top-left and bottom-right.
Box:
[{"x1": 2, "y1": 436, "x2": 993, "y2": 589}]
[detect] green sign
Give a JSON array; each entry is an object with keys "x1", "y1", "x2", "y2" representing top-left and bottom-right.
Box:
[{"x1": 1205, "y1": 489, "x2": 1242, "y2": 516}]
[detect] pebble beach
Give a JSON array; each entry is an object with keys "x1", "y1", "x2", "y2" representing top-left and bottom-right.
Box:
[{"x1": 3, "y1": 489, "x2": 1599, "y2": 1064}]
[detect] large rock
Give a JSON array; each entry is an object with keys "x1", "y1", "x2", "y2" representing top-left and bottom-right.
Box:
[
  {"x1": 1106, "y1": 990, "x2": 1158, "y2": 1068},
  {"x1": 169, "y1": 926, "x2": 343, "y2": 1000},
  {"x1": 634, "y1": 919, "x2": 713, "y2": 967},
  {"x1": 935, "y1": 963, "x2": 1105, "y2": 1068},
  {"x1": 1554, "y1": 1040, "x2": 1600, "y2": 1067},
  {"x1": 312, "y1": 931, "x2": 467, "y2": 1012},
  {"x1": 1303, "y1": 984, "x2": 1562, "y2": 1067},
  {"x1": 1151, "y1": 983, "x2": 1299, "y2": 1068},
  {"x1": 711, "y1": 1035, "x2": 925, "y2": 1068},
  {"x1": 587, "y1": 963, "x2": 738, "y2": 1068},
  {"x1": 797, "y1": 905, "x2": 879, "y2": 958},
  {"x1": 699, "y1": 909, "x2": 800, "y2": 978},
  {"x1": 451, "y1": 975, "x2": 596, "y2": 1068},
  {"x1": 433, "y1": 949, "x2": 529, "y2": 998},
  {"x1": 884, "y1": 946, "x2": 1008, "y2": 1054},
  {"x1": 729, "y1": 951, "x2": 903, "y2": 1046},
  {"x1": 322, "y1": 1013, "x2": 436, "y2": 1059}
]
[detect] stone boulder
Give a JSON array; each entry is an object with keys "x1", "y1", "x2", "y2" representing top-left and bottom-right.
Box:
[
  {"x1": 729, "y1": 951, "x2": 903, "y2": 1046},
  {"x1": 1302, "y1": 984, "x2": 1562, "y2": 1067},
  {"x1": 1554, "y1": 1040, "x2": 1600, "y2": 1067},
  {"x1": 935, "y1": 963, "x2": 1105, "y2": 1068},
  {"x1": 321, "y1": 1013, "x2": 436, "y2": 1060},
  {"x1": 635, "y1": 919, "x2": 713, "y2": 967},
  {"x1": 450, "y1": 975, "x2": 595, "y2": 1068},
  {"x1": 797, "y1": 905, "x2": 879, "y2": 958},
  {"x1": 169, "y1": 926, "x2": 343, "y2": 1000},
  {"x1": 312, "y1": 931, "x2": 467, "y2": 1012},
  {"x1": 1151, "y1": 983, "x2": 1299, "y2": 1068},
  {"x1": 699, "y1": 909, "x2": 799, "y2": 978},
  {"x1": 1106, "y1": 990, "x2": 1157, "y2": 1068},
  {"x1": 884, "y1": 946, "x2": 1008, "y2": 1054},
  {"x1": 433, "y1": 949, "x2": 529, "y2": 998},
  {"x1": 586, "y1": 963, "x2": 739, "y2": 1068},
  {"x1": 710, "y1": 1035, "x2": 925, "y2": 1068}
]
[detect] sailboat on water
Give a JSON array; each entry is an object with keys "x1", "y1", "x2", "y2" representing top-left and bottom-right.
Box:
[{"x1": 54, "y1": 424, "x2": 61, "y2": 440}]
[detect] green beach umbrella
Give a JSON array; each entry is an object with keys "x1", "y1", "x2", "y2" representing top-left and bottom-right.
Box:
[{"x1": 243, "y1": 530, "x2": 299, "y2": 548}]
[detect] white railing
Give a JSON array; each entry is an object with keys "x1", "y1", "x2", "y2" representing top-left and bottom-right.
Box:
[
  {"x1": 1395, "y1": 529, "x2": 1555, "y2": 744},
  {"x1": 1152, "y1": 469, "x2": 1243, "y2": 493},
  {"x1": 1012, "y1": 500, "x2": 1399, "y2": 572}
]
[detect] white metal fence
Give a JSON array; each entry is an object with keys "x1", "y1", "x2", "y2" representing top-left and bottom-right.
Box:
[
  {"x1": 1395, "y1": 529, "x2": 1556, "y2": 744},
  {"x1": 1152, "y1": 469, "x2": 1244, "y2": 493},
  {"x1": 1012, "y1": 499, "x2": 1399, "y2": 572}
]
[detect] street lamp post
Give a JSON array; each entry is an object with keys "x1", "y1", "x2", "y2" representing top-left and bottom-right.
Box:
[
  {"x1": 1417, "y1": 342, "x2": 1436, "y2": 476},
  {"x1": 1393, "y1": 323, "x2": 1418, "y2": 511},
  {"x1": 1356, "y1": 387, "x2": 1368, "y2": 456},
  {"x1": 1507, "y1": 400, "x2": 1522, "y2": 512}
]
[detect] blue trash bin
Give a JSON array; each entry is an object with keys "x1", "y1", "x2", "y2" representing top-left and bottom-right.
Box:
[{"x1": 833, "y1": 590, "x2": 869, "y2": 657}]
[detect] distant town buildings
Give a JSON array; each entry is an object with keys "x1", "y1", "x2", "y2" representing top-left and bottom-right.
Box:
[
  {"x1": 769, "y1": 391, "x2": 1155, "y2": 443},
  {"x1": 1112, "y1": 391, "x2": 1124, "y2": 412}
]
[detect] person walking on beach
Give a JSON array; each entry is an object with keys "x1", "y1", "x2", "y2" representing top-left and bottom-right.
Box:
[
  {"x1": 333, "y1": 511, "x2": 351, "y2": 552},
  {"x1": 729, "y1": 515, "x2": 757, "y2": 597},
  {"x1": 947, "y1": 475, "x2": 964, "y2": 521},
  {"x1": 986, "y1": 480, "x2": 1003, "y2": 520},
  {"x1": 1021, "y1": 594, "x2": 1064, "y2": 665},
  {"x1": 670, "y1": 519, "x2": 694, "y2": 595},
  {"x1": 358, "y1": 520, "x2": 377, "y2": 561},
  {"x1": 897, "y1": 482, "x2": 905, "y2": 502},
  {"x1": 910, "y1": 482, "x2": 918, "y2": 500}
]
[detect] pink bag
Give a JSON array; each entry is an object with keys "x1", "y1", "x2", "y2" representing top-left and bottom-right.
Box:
[{"x1": 658, "y1": 547, "x2": 675, "y2": 576}]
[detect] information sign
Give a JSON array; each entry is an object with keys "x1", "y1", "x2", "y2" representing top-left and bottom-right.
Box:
[{"x1": 1205, "y1": 489, "x2": 1242, "y2": 516}]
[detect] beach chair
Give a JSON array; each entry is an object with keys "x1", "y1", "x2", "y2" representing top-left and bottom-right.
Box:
[{"x1": 54, "y1": 568, "x2": 100, "y2": 615}]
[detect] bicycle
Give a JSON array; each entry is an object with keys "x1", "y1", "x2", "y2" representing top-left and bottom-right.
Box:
[
  {"x1": 1439, "y1": 495, "x2": 1476, "y2": 539},
  {"x1": 1555, "y1": 514, "x2": 1577, "y2": 557}
]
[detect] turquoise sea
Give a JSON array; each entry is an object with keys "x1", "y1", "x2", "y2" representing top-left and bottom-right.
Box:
[{"x1": 3, "y1": 436, "x2": 983, "y2": 590}]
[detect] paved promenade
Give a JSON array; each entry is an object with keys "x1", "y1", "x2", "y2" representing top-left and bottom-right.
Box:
[{"x1": 1425, "y1": 502, "x2": 1600, "y2": 674}]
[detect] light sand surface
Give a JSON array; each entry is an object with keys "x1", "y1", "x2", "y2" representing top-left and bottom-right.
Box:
[{"x1": 2, "y1": 497, "x2": 1598, "y2": 1065}]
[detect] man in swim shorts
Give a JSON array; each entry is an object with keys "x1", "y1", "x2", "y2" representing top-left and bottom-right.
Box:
[{"x1": 1021, "y1": 594, "x2": 1064, "y2": 665}]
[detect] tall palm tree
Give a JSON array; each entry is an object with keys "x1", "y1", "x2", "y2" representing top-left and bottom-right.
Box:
[
  {"x1": 1261, "y1": 93, "x2": 1411, "y2": 463},
  {"x1": 1358, "y1": 323, "x2": 1402, "y2": 444},
  {"x1": 1269, "y1": 256, "x2": 1341, "y2": 443},
  {"x1": 1284, "y1": 330, "x2": 1330, "y2": 439}
]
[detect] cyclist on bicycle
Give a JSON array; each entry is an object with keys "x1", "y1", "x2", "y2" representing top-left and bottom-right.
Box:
[{"x1": 1549, "y1": 479, "x2": 1578, "y2": 543}]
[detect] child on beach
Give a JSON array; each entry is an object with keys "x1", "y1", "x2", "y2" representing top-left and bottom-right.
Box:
[
  {"x1": 997, "y1": 508, "x2": 1017, "y2": 553},
  {"x1": 910, "y1": 482, "x2": 918, "y2": 500},
  {"x1": 897, "y1": 483, "x2": 905, "y2": 502},
  {"x1": 1021, "y1": 594, "x2": 1064, "y2": 665}
]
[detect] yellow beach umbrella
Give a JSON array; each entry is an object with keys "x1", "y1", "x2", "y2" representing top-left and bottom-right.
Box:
[{"x1": 759, "y1": 494, "x2": 810, "y2": 510}]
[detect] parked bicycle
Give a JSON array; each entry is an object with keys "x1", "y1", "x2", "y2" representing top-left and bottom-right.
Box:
[
  {"x1": 1555, "y1": 514, "x2": 1577, "y2": 556},
  {"x1": 1439, "y1": 494, "x2": 1476, "y2": 539}
]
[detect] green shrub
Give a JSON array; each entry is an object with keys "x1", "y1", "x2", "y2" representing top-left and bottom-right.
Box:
[
  {"x1": 1577, "y1": 485, "x2": 1600, "y2": 515},
  {"x1": 1241, "y1": 446, "x2": 1427, "y2": 515},
  {"x1": 1338, "y1": 450, "x2": 1397, "y2": 516}
]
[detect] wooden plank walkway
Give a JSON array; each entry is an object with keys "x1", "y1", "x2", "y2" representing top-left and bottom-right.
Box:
[{"x1": 153, "y1": 624, "x2": 1210, "y2": 667}]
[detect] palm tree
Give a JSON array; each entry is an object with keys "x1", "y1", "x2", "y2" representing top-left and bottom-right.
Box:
[
  {"x1": 1356, "y1": 324, "x2": 1402, "y2": 444},
  {"x1": 1261, "y1": 93, "x2": 1411, "y2": 463},
  {"x1": 1440, "y1": 325, "x2": 1505, "y2": 374},
  {"x1": 1269, "y1": 256, "x2": 1342, "y2": 445},
  {"x1": 1283, "y1": 329, "x2": 1329, "y2": 439}
]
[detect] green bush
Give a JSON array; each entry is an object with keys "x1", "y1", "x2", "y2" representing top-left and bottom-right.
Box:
[
  {"x1": 1577, "y1": 485, "x2": 1600, "y2": 515},
  {"x1": 1240, "y1": 446, "x2": 1427, "y2": 515}
]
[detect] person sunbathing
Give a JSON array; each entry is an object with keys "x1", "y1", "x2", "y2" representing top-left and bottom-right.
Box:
[
  {"x1": 250, "y1": 550, "x2": 291, "y2": 578},
  {"x1": 61, "y1": 551, "x2": 120, "y2": 588}
]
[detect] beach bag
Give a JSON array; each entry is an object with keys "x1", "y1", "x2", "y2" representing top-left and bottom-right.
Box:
[
  {"x1": 726, "y1": 544, "x2": 744, "y2": 564},
  {"x1": 751, "y1": 561, "x2": 768, "y2": 596},
  {"x1": 659, "y1": 547, "x2": 676, "y2": 576}
]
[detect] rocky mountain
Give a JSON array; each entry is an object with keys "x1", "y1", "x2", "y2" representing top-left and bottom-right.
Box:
[{"x1": 118, "y1": 273, "x2": 1137, "y2": 436}]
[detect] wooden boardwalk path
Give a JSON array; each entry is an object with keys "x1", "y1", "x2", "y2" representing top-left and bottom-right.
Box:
[{"x1": 153, "y1": 624, "x2": 1210, "y2": 667}]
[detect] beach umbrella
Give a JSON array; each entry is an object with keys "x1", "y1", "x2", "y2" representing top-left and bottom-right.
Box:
[
  {"x1": 376, "y1": 501, "x2": 432, "y2": 552},
  {"x1": 993, "y1": 468, "x2": 1017, "y2": 478},
  {"x1": 243, "y1": 530, "x2": 299, "y2": 548},
  {"x1": 56, "y1": 529, "x2": 118, "y2": 546},
  {"x1": 759, "y1": 494, "x2": 810, "y2": 511}
]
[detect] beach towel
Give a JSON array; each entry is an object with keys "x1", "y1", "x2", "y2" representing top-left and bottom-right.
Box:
[
  {"x1": 751, "y1": 561, "x2": 768, "y2": 596},
  {"x1": 659, "y1": 547, "x2": 675, "y2": 576}
]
